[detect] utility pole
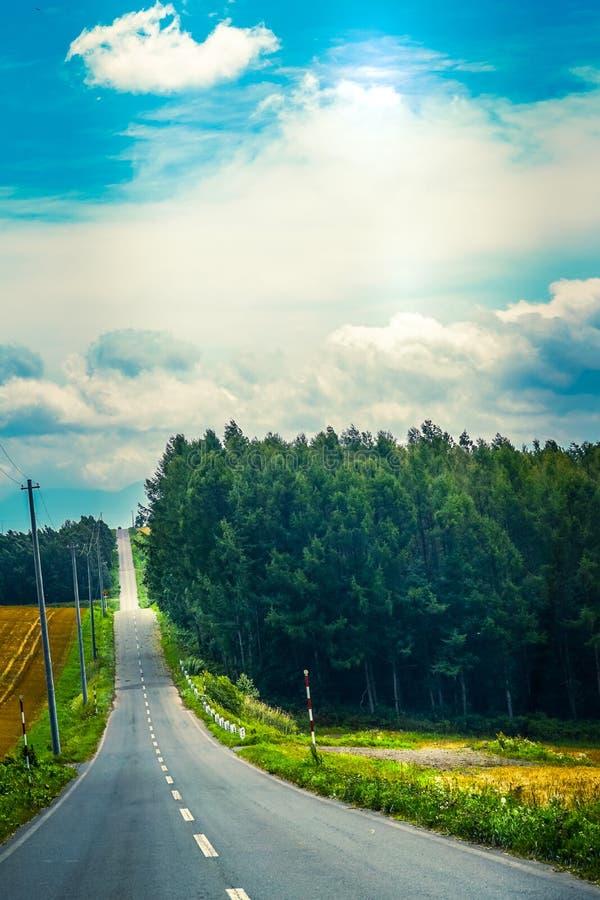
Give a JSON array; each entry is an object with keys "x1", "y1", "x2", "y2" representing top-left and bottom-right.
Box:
[
  {"x1": 86, "y1": 552, "x2": 98, "y2": 660},
  {"x1": 97, "y1": 514, "x2": 106, "y2": 618},
  {"x1": 22, "y1": 479, "x2": 60, "y2": 756},
  {"x1": 70, "y1": 544, "x2": 88, "y2": 705}
]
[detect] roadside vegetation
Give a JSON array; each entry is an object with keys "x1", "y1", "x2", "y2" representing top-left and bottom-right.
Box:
[
  {"x1": 155, "y1": 607, "x2": 600, "y2": 882},
  {"x1": 142, "y1": 423, "x2": 600, "y2": 724},
  {"x1": 134, "y1": 460, "x2": 600, "y2": 883},
  {"x1": 129, "y1": 529, "x2": 150, "y2": 607},
  {"x1": 0, "y1": 603, "x2": 116, "y2": 844}
]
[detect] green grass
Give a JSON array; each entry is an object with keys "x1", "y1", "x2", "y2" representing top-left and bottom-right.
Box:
[
  {"x1": 473, "y1": 733, "x2": 593, "y2": 767},
  {"x1": 134, "y1": 543, "x2": 600, "y2": 884},
  {"x1": 27, "y1": 605, "x2": 115, "y2": 762},
  {"x1": 0, "y1": 758, "x2": 74, "y2": 844},
  {"x1": 239, "y1": 743, "x2": 600, "y2": 882},
  {"x1": 320, "y1": 728, "x2": 423, "y2": 749},
  {"x1": 109, "y1": 535, "x2": 120, "y2": 605},
  {"x1": 129, "y1": 530, "x2": 150, "y2": 608},
  {"x1": 0, "y1": 603, "x2": 116, "y2": 844},
  {"x1": 155, "y1": 609, "x2": 600, "y2": 884}
]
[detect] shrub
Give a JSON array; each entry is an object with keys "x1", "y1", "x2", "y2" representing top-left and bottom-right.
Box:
[
  {"x1": 236, "y1": 673, "x2": 260, "y2": 699},
  {"x1": 204, "y1": 672, "x2": 243, "y2": 715},
  {"x1": 483, "y1": 733, "x2": 589, "y2": 766},
  {"x1": 183, "y1": 655, "x2": 209, "y2": 676}
]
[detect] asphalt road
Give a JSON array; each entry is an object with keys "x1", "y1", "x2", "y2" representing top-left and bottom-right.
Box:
[{"x1": 1, "y1": 528, "x2": 598, "y2": 899}]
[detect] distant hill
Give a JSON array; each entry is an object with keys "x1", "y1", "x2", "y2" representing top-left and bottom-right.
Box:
[{"x1": 0, "y1": 482, "x2": 145, "y2": 533}]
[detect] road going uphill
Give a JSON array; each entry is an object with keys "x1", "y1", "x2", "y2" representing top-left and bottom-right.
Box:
[{"x1": 1, "y1": 528, "x2": 597, "y2": 899}]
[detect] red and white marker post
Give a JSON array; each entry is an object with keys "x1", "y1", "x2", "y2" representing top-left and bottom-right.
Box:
[
  {"x1": 303, "y1": 669, "x2": 316, "y2": 747},
  {"x1": 19, "y1": 695, "x2": 30, "y2": 770}
]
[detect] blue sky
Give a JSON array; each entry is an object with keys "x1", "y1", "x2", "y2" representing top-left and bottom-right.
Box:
[{"x1": 1, "y1": 0, "x2": 599, "y2": 523}]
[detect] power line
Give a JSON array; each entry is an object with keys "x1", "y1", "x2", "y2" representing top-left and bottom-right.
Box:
[
  {"x1": 37, "y1": 489, "x2": 57, "y2": 531},
  {"x1": 85, "y1": 517, "x2": 101, "y2": 556},
  {"x1": 0, "y1": 440, "x2": 27, "y2": 479},
  {"x1": 0, "y1": 464, "x2": 21, "y2": 485}
]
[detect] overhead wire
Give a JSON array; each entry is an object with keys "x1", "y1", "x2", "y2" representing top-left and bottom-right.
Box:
[
  {"x1": 37, "y1": 488, "x2": 57, "y2": 531},
  {"x1": 0, "y1": 440, "x2": 27, "y2": 479},
  {"x1": 85, "y1": 515, "x2": 101, "y2": 556},
  {"x1": 0, "y1": 464, "x2": 21, "y2": 485}
]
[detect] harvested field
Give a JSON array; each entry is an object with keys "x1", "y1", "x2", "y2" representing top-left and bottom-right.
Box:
[{"x1": 0, "y1": 607, "x2": 78, "y2": 756}]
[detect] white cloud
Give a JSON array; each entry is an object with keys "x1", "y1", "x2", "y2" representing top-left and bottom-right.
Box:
[
  {"x1": 4, "y1": 70, "x2": 600, "y2": 373},
  {"x1": 1, "y1": 278, "x2": 599, "y2": 489},
  {"x1": 66, "y1": 3, "x2": 279, "y2": 93},
  {"x1": 2, "y1": 39, "x2": 600, "y2": 484},
  {"x1": 496, "y1": 277, "x2": 600, "y2": 323}
]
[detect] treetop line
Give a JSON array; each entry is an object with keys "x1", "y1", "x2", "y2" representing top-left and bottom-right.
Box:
[{"x1": 141, "y1": 421, "x2": 600, "y2": 722}]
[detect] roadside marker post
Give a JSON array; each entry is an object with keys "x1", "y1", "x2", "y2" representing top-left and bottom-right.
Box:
[
  {"x1": 303, "y1": 669, "x2": 316, "y2": 747},
  {"x1": 19, "y1": 695, "x2": 30, "y2": 771}
]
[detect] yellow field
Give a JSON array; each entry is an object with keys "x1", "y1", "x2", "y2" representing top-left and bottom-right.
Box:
[
  {"x1": 443, "y1": 764, "x2": 600, "y2": 807},
  {"x1": 0, "y1": 607, "x2": 77, "y2": 757}
]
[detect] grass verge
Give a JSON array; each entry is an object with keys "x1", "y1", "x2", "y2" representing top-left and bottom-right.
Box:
[
  {"x1": 155, "y1": 607, "x2": 600, "y2": 884},
  {"x1": 238, "y1": 743, "x2": 600, "y2": 882},
  {"x1": 0, "y1": 604, "x2": 116, "y2": 844},
  {"x1": 129, "y1": 530, "x2": 150, "y2": 608}
]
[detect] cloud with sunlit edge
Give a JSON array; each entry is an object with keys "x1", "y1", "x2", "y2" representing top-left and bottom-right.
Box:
[{"x1": 66, "y1": 2, "x2": 279, "y2": 94}]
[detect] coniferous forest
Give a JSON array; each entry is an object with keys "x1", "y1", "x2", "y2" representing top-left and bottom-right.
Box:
[
  {"x1": 142, "y1": 421, "x2": 600, "y2": 722},
  {"x1": 0, "y1": 516, "x2": 115, "y2": 606}
]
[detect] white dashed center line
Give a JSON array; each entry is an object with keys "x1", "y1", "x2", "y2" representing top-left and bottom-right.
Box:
[
  {"x1": 158, "y1": 756, "x2": 164, "y2": 763},
  {"x1": 161, "y1": 764, "x2": 168, "y2": 772},
  {"x1": 179, "y1": 808, "x2": 194, "y2": 822},
  {"x1": 152, "y1": 740, "x2": 158, "y2": 747},
  {"x1": 155, "y1": 748, "x2": 161, "y2": 755},
  {"x1": 193, "y1": 834, "x2": 218, "y2": 857},
  {"x1": 171, "y1": 790, "x2": 182, "y2": 800},
  {"x1": 226, "y1": 890, "x2": 251, "y2": 900},
  {"x1": 165, "y1": 775, "x2": 174, "y2": 784}
]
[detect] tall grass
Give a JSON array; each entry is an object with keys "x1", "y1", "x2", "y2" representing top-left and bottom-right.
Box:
[{"x1": 241, "y1": 696, "x2": 297, "y2": 735}]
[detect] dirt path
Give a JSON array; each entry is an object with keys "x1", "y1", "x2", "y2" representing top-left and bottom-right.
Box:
[{"x1": 320, "y1": 745, "x2": 529, "y2": 770}]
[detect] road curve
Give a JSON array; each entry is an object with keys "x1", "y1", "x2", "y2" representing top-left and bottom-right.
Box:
[{"x1": 0, "y1": 528, "x2": 597, "y2": 899}]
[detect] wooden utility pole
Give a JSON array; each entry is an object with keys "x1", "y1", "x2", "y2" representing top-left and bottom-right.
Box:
[
  {"x1": 70, "y1": 544, "x2": 88, "y2": 705},
  {"x1": 22, "y1": 479, "x2": 60, "y2": 755},
  {"x1": 97, "y1": 515, "x2": 106, "y2": 618},
  {"x1": 86, "y1": 552, "x2": 98, "y2": 660}
]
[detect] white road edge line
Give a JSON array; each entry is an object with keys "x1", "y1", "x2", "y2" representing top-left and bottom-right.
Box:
[{"x1": 193, "y1": 833, "x2": 218, "y2": 858}]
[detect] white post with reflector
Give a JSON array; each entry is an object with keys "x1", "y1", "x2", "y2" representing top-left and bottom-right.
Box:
[{"x1": 303, "y1": 669, "x2": 316, "y2": 747}]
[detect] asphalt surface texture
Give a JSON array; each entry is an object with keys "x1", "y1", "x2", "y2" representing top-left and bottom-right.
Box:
[{"x1": 1, "y1": 528, "x2": 598, "y2": 899}]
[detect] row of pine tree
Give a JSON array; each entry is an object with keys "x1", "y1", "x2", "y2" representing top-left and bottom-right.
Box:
[{"x1": 143, "y1": 421, "x2": 600, "y2": 720}]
